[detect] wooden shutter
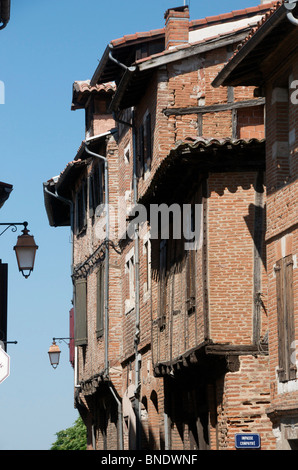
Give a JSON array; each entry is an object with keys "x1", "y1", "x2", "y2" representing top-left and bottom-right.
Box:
[
  {"x1": 74, "y1": 278, "x2": 87, "y2": 346},
  {"x1": 96, "y1": 263, "x2": 104, "y2": 337},
  {"x1": 69, "y1": 308, "x2": 75, "y2": 367},
  {"x1": 276, "y1": 255, "x2": 296, "y2": 382},
  {"x1": 285, "y1": 255, "x2": 296, "y2": 380}
]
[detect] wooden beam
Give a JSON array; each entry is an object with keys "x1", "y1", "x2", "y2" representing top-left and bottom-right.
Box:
[
  {"x1": 163, "y1": 97, "x2": 265, "y2": 116},
  {"x1": 205, "y1": 343, "x2": 268, "y2": 355},
  {"x1": 138, "y1": 30, "x2": 249, "y2": 72}
]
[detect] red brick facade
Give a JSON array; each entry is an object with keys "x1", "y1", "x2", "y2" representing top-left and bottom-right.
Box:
[
  {"x1": 44, "y1": 3, "x2": 283, "y2": 451},
  {"x1": 213, "y1": 1, "x2": 298, "y2": 450}
]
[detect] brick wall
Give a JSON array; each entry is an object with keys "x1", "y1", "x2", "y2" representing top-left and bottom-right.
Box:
[
  {"x1": 73, "y1": 9, "x2": 273, "y2": 450},
  {"x1": 261, "y1": 43, "x2": 298, "y2": 449}
]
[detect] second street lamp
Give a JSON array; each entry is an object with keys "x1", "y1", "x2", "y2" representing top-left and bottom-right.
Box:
[
  {"x1": 13, "y1": 222, "x2": 38, "y2": 278},
  {"x1": 0, "y1": 221, "x2": 38, "y2": 278}
]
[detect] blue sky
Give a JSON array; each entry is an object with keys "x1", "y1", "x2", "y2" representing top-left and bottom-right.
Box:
[{"x1": 0, "y1": 0, "x2": 263, "y2": 450}]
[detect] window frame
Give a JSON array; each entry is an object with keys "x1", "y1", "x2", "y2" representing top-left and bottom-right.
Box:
[
  {"x1": 125, "y1": 248, "x2": 135, "y2": 314},
  {"x1": 75, "y1": 180, "x2": 87, "y2": 235}
]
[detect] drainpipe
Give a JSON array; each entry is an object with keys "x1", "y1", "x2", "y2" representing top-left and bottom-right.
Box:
[
  {"x1": 285, "y1": 0, "x2": 298, "y2": 25},
  {"x1": 84, "y1": 143, "x2": 109, "y2": 379},
  {"x1": 109, "y1": 384, "x2": 124, "y2": 450},
  {"x1": 44, "y1": 187, "x2": 80, "y2": 388}
]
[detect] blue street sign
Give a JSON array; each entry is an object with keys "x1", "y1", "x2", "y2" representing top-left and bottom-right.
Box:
[{"x1": 235, "y1": 433, "x2": 261, "y2": 449}]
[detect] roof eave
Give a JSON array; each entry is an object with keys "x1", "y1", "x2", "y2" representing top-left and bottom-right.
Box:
[
  {"x1": 212, "y1": 3, "x2": 288, "y2": 88},
  {"x1": 109, "y1": 29, "x2": 250, "y2": 112},
  {"x1": 139, "y1": 138, "x2": 266, "y2": 207},
  {"x1": 0, "y1": 0, "x2": 10, "y2": 30},
  {"x1": 90, "y1": 43, "x2": 113, "y2": 87},
  {"x1": 0, "y1": 181, "x2": 13, "y2": 208}
]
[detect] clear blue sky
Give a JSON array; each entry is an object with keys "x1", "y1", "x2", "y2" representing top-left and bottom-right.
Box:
[{"x1": 0, "y1": 0, "x2": 264, "y2": 450}]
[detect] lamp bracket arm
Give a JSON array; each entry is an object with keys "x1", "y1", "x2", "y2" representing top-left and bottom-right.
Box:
[
  {"x1": 0, "y1": 222, "x2": 28, "y2": 237},
  {"x1": 53, "y1": 337, "x2": 73, "y2": 346}
]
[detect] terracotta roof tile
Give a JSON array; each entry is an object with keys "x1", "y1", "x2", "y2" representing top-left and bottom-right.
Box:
[
  {"x1": 73, "y1": 80, "x2": 116, "y2": 95},
  {"x1": 110, "y1": 28, "x2": 164, "y2": 47},
  {"x1": 109, "y1": 3, "x2": 276, "y2": 49},
  {"x1": 230, "y1": 1, "x2": 283, "y2": 58},
  {"x1": 71, "y1": 80, "x2": 116, "y2": 110},
  {"x1": 189, "y1": 2, "x2": 278, "y2": 29},
  {"x1": 135, "y1": 23, "x2": 259, "y2": 67}
]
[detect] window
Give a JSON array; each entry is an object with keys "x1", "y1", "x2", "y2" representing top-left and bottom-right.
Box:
[
  {"x1": 271, "y1": 81, "x2": 292, "y2": 185},
  {"x1": 159, "y1": 240, "x2": 167, "y2": 329},
  {"x1": 124, "y1": 143, "x2": 130, "y2": 164},
  {"x1": 275, "y1": 254, "x2": 296, "y2": 382},
  {"x1": 138, "y1": 124, "x2": 144, "y2": 176},
  {"x1": 138, "y1": 111, "x2": 152, "y2": 176},
  {"x1": 143, "y1": 232, "x2": 151, "y2": 300},
  {"x1": 144, "y1": 112, "x2": 152, "y2": 165},
  {"x1": 186, "y1": 250, "x2": 196, "y2": 315},
  {"x1": 75, "y1": 181, "x2": 87, "y2": 234},
  {"x1": 125, "y1": 249, "x2": 135, "y2": 313},
  {"x1": 85, "y1": 100, "x2": 94, "y2": 139},
  {"x1": 89, "y1": 162, "x2": 104, "y2": 218},
  {"x1": 96, "y1": 263, "x2": 104, "y2": 338},
  {"x1": 74, "y1": 278, "x2": 87, "y2": 346},
  {"x1": 185, "y1": 205, "x2": 196, "y2": 315}
]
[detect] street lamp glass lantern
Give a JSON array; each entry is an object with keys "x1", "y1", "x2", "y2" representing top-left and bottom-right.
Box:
[
  {"x1": 13, "y1": 225, "x2": 38, "y2": 278},
  {"x1": 48, "y1": 341, "x2": 61, "y2": 369}
]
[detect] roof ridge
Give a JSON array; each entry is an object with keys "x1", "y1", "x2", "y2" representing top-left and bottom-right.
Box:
[
  {"x1": 189, "y1": 1, "x2": 279, "y2": 29},
  {"x1": 110, "y1": 3, "x2": 277, "y2": 48}
]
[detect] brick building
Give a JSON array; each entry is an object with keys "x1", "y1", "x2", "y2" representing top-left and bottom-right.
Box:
[
  {"x1": 44, "y1": 3, "x2": 278, "y2": 450},
  {"x1": 214, "y1": 0, "x2": 298, "y2": 450}
]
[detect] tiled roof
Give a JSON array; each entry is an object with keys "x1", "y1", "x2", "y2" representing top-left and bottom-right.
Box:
[
  {"x1": 171, "y1": 136, "x2": 266, "y2": 153},
  {"x1": 212, "y1": 1, "x2": 285, "y2": 87},
  {"x1": 231, "y1": 1, "x2": 282, "y2": 57},
  {"x1": 189, "y1": 2, "x2": 279, "y2": 29},
  {"x1": 109, "y1": 2, "x2": 278, "y2": 48},
  {"x1": 139, "y1": 137, "x2": 265, "y2": 206},
  {"x1": 110, "y1": 28, "x2": 164, "y2": 47},
  {"x1": 73, "y1": 80, "x2": 116, "y2": 94},
  {"x1": 72, "y1": 80, "x2": 116, "y2": 110},
  {"x1": 135, "y1": 23, "x2": 257, "y2": 68},
  {"x1": 46, "y1": 159, "x2": 85, "y2": 186}
]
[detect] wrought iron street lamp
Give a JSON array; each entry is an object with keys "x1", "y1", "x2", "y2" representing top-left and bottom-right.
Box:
[
  {"x1": 0, "y1": 221, "x2": 38, "y2": 278},
  {"x1": 48, "y1": 340, "x2": 61, "y2": 369},
  {"x1": 48, "y1": 337, "x2": 72, "y2": 369}
]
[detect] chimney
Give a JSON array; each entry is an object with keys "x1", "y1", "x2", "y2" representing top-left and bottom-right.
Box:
[{"x1": 164, "y1": 6, "x2": 190, "y2": 50}]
